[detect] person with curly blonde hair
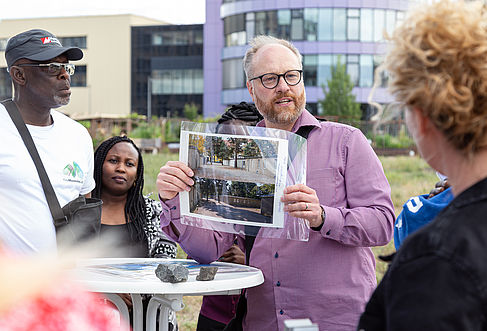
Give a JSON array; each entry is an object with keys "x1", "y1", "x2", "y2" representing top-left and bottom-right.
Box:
[{"x1": 358, "y1": 1, "x2": 487, "y2": 330}]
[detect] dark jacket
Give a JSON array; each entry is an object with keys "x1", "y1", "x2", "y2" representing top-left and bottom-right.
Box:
[{"x1": 358, "y1": 177, "x2": 487, "y2": 331}]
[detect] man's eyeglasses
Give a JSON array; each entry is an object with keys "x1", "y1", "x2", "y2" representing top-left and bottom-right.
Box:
[
  {"x1": 16, "y1": 63, "x2": 76, "y2": 76},
  {"x1": 249, "y1": 70, "x2": 303, "y2": 89}
]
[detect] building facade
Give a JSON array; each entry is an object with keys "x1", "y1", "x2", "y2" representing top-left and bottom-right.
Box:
[
  {"x1": 0, "y1": 15, "x2": 165, "y2": 119},
  {"x1": 131, "y1": 24, "x2": 203, "y2": 118},
  {"x1": 203, "y1": 0, "x2": 412, "y2": 118}
]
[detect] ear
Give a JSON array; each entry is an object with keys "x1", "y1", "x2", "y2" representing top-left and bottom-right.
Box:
[
  {"x1": 411, "y1": 107, "x2": 433, "y2": 137},
  {"x1": 246, "y1": 80, "x2": 255, "y2": 102},
  {"x1": 9, "y1": 66, "x2": 27, "y2": 86}
]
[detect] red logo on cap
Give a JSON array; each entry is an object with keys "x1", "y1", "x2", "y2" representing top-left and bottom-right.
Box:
[{"x1": 41, "y1": 37, "x2": 60, "y2": 45}]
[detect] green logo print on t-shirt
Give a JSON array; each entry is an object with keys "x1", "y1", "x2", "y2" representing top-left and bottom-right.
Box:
[{"x1": 63, "y1": 161, "x2": 84, "y2": 183}]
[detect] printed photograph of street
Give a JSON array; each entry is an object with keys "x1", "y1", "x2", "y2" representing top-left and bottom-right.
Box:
[{"x1": 186, "y1": 133, "x2": 279, "y2": 225}]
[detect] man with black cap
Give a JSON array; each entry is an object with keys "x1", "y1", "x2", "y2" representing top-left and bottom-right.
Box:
[{"x1": 0, "y1": 29, "x2": 95, "y2": 253}]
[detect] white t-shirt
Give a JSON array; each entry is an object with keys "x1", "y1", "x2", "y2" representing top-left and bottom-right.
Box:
[{"x1": 0, "y1": 104, "x2": 95, "y2": 254}]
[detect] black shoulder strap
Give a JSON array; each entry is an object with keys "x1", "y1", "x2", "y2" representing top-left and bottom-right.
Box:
[
  {"x1": 2, "y1": 99, "x2": 67, "y2": 226},
  {"x1": 295, "y1": 125, "x2": 315, "y2": 139}
]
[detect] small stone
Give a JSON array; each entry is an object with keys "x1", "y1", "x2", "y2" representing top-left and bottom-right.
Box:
[
  {"x1": 155, "y1": 263, "x2": 189, "y2": 283},
  {"x1": 196, "y1": 266, "x2": 218, "y2": 281}
]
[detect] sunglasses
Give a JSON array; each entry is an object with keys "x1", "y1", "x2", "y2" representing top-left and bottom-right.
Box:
[{"x1": 15, "y1": 62, "x2": 76, "y2": 76}]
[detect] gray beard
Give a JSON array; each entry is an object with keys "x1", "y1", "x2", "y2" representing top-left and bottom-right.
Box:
[{"x1": 53, "y1": 95, "x2": 70, "y2": 106}]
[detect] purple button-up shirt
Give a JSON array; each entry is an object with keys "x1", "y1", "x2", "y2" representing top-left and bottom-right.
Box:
[{"x1": 160, "y1": 110, "x2": 394, "y2": 330}]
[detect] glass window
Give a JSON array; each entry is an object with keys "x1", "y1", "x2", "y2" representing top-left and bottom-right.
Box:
[
  {"x1": 397, "y1": 11, "x2": 405, "y2": 24},
  {"x1": 303, "y1": 55, "x2": 317, "y2": 86},
  {"x1": 318, "y1": 54, "x2": 333, "y2": 87},
  {"x1": 348, "y1": 54, "x2": 359, "y2": 63},
  {"x1": 304, "y1": 8, "x2": 318, "y2": 41},
  {"x1": 347, "y1": 55, "x2": 359, "y2": 86},
  {"x1": 318, "y1": 8, "x2": 333, "y2": 41},
  {"x1": 0, "y1": 67, "x2": 12, "y2": 100},
  {"x1": 194, "y1": 30, "x2": 203, "y2": 44},
  {"x1": 360, "y1": 55, "x2": 374, "y2": 87},
  {"x1": 59, "y1": 36, "x2": 87, "y2": 49},
  {"x1": 183, "y1": 69, "x2": 193, "y2": 94},
  {"x1": 246, "y1": 12, "x2": 255, "y2": 42},
  {"x1": 71, "y1": 65, "x2": 86, "y2": 87},
  {"x1": 152, "y1": 30, "x2": 200, "y2": 46},
  {"x1": 193, "y1": 69, "x2": 203, "y2": 93},
  {"x1": 277, "y1": 9, "x2": 291, "y2": 39},
  {"x1": 255, "y1": 11, "x2": 266, "y2": 36},
  {"x1": 374, "y1": 9, "x2": 385, "y2": 42},
  {"x1": 348, "y1": 8, "x2": 359, "y2": 17},
  {"x1": 361, "y1": 9, "x2": 373, "y2": 42},
  {"x1": 222, "y1": 58, "x2": 245, "y2": 89},
  {"x1": 0, "y1": 38, "x2": 7, "y2": 51},
  {"x1": 152, "y1": 69, "x2": 203, "y2": 95},
  {"x1": 226, "y1": 31, "x2": 247, "y2": 46},
  {"x1": 173, "y1": 70, "x2": 183, "y2": 94},
  {"x1": 347, "y1": 10, "x2": 359, "y2": 41},
  {"x1": 161, "y1": 71, "x2": 172, "y2": 94},
  {"x1": 333, "y1": 9, "x2": 346, "y2": 41},
  {"x1": 291, "y1": 9, "x2": 304, "y2": 40},
  {"x1": 266, "y1": 11, "x2": 278, "y2": 37},
  {"x1": 385, "y1": 10, "x2": 396, "y2": 36},
  {"x1": 224, "y1": 14, "x2": 245, "y2": 35},
  {"x1": 152, "y1": 34, "x2": 163, "y2": 46}
]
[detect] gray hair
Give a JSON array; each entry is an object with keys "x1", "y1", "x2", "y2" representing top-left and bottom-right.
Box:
[{"x1": 243, "y1": 35, "x2": 303, "y2": 80}]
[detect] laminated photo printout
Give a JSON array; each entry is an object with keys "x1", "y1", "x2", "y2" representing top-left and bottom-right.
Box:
[{"x1": 179, "y1": 130, "x2": 288, "y2": 228}]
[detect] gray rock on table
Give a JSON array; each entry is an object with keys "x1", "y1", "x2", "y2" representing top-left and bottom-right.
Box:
[
  {"x1": 155, "y1": 263, "x2": 189, "y2": 283},
  {"x1": 196, "y1": 266, "x2": 218, "y2": 281}
]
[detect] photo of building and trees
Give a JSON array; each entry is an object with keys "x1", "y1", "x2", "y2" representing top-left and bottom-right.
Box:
[{"x1": 187, "y1": 133, "x2": 278, "y2": 224}]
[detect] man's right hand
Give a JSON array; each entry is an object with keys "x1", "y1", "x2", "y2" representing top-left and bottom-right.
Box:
[{"x1": 156, "y1": 161, "x2": 194, "y2": 201}]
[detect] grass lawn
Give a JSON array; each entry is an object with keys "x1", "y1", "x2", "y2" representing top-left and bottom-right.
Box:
[{"x1": 141, "y1": 153, "x2": 438, "y2": 330}]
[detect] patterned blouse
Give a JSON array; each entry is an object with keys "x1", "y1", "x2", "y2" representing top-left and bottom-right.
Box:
[{"x1": 144, "y1": 194, "x2": 177, "y2": 258}]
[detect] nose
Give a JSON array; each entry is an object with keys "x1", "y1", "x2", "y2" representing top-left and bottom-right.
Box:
[
  {"x1": 58, "y1": 67, "x2": 70, "y2": 81},
  {"x1": 274, "y1": 75, "x2": 290, "y2": 94},
  {"x1": 115, "y1": 163, "x2": 126, "y2": 173}
]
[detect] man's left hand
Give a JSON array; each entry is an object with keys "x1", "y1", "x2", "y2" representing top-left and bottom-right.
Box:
[{"x1": 281, "y1": 184, "x2": 323, "y2": 228}]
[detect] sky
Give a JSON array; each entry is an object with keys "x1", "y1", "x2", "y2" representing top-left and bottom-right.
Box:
[{"x1": 0, "y1": 0, "x2": 206, "y2": 24}]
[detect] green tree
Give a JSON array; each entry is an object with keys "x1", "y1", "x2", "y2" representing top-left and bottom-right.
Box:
[
  {"x1": 183, "y1": 103, "x2": 199, "y2": 121},
  {"x1": 319, "y1": 56, "x2": 361, "y2": 121}
]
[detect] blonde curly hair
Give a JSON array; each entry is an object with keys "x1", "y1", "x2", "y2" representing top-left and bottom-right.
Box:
[{"x1": 385, "y1": 0, "x2": 487, "y2": 156}]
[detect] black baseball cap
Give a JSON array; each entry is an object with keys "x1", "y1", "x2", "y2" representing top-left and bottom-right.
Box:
[{"x1": 5, "y1": 29, "x2": 83, "y2": 68}]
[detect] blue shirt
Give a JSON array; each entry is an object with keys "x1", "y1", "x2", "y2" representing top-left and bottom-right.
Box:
[{"x1": 394, "y1": 187, "x2": 453, "y2": 249}]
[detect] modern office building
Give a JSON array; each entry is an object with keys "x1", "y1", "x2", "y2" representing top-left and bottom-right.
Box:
[
  {"x1": 0, "y1": 17, "x2": 204, "y2": 119},
  {"x1": 0, "y1": 15, "x2": 165, "y2": 119},
  {"x1": 131, "y1": 24, "x2": 203, "y2": 118},
  {"x1": 0, "y1": 1, "x2": 413, "y2": 120},
  {"x1": 203, "y1": 0, "x2": 412, "y2": 118}
]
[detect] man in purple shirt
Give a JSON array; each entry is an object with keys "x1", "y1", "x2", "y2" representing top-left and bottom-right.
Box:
[{"x1": 156, "y1": 35, "x2": 394, "y2": 330}]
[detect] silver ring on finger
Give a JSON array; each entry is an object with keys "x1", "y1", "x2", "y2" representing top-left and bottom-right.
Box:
[{"x1": 305, "y1": 203, "x2": 308, "y2": 210}]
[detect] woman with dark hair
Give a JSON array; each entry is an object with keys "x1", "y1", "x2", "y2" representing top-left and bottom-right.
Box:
[
  {"x1": 92, "y1": 136, "x2": 178, "y2": 328},
  {"x1": 93, "y1": 136, "x2": 177, "y2": 259}
]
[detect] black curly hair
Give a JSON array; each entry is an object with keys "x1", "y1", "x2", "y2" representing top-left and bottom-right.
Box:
[
  {"x1": 92, "y1": 136, "x2": 146, "y2": 241},
  {"x1": 218, "y1": 102, "x2": 263, "y2": 125}
]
